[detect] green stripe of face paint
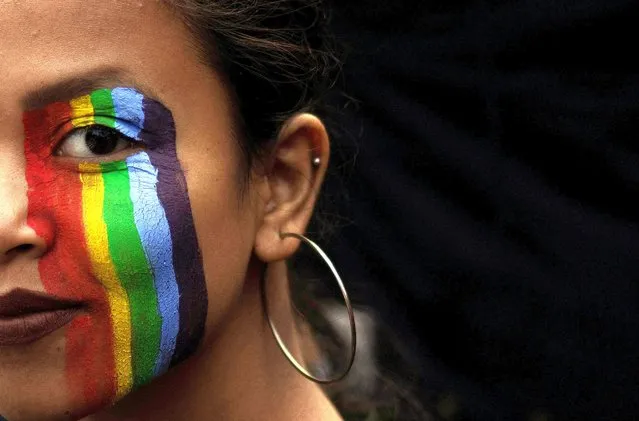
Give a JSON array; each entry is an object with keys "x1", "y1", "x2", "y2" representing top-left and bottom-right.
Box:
[
  {"x1": 90, "y1": 89, "x2": 116, "y2": 127},
  {"x1": 101, "y1": 162, "x2": 162, "y2": 388}
]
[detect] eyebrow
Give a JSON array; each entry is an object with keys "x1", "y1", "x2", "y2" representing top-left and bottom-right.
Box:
[{"x1": 22, "y1": 67, "x2": 156, "y2": 109}]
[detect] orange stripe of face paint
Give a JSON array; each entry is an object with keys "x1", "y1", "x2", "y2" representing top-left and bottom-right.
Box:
[{"x1": 23, "y1": 104, "x2": 116, "y2": 415}]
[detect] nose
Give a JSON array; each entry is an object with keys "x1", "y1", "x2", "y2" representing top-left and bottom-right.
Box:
[
  {"x1": 0, "y1": 158, "x2": 46, "y2": 265},
  {"x1": 0, "y1": 213, "x2": 45, "y2": 265}
]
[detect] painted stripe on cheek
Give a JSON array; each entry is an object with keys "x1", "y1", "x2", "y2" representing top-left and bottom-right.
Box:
[
  {"x1": 126, "y1": 151, "x2": 181, "y2": 375},
  {"x1": 79, "y1": 165, "x2": 133, "y2": 399},
  {"x1": 100, "y1": 162, "x2": 162, "y2": 388},
  {"x1": 141, "y1": 98, "x2": 208, "y2": 366}
]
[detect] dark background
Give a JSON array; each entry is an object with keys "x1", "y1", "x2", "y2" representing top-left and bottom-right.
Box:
[{"x1": 324, "y1": 1, "x2": 639, "y2": 419}]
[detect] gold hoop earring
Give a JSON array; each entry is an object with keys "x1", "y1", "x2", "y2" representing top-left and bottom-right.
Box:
[{"x1": 260, "y1": 232, "x2": 357, "y2": 384}]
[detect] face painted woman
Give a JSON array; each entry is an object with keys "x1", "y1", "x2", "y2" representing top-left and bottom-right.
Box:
[{"x1": 0, "y1": 1, "x2": 341, "y2": 420}]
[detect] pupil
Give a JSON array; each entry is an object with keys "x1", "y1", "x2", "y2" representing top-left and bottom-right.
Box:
[{"x1": 85, "y1": 126, "x2": 120, "y2": 155}]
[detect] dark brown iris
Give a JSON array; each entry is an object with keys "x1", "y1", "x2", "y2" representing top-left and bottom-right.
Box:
[{"x1": 85, "y1": 126, "x2": 123, "y2": 155}]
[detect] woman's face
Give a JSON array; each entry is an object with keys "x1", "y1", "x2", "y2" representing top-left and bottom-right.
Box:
[{"x1": 0, "y1": 1, "x2": 265, "y2": 419}]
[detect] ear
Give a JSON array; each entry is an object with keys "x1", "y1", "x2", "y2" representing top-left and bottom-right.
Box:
[{"x1": 253, "y1": 113, "x2": 329, "y2": 263}]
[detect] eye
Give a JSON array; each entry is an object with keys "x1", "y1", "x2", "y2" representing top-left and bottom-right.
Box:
[{"x1": 56, "y1": 125, "x2": 135, "y2": 158}]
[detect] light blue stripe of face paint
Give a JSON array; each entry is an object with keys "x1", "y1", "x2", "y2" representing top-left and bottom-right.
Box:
[
  {"x1": 112, "y1": 87, "x2": 145, "y2": 140},
  {"x1": 126, "y1": 151, "x2": 181, "y2": 375}
]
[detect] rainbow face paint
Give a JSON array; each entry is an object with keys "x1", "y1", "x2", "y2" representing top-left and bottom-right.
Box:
[{"x1": 22, "y1": 87, "x2": 208, "y2": 414}]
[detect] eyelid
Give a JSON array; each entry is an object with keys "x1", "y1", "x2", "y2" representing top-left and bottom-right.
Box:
[
  {"x1": 44, "y1": 87, "x2": 148, "y2": 143},
  {"x1": 51, "y1": 114, "x2": 143, "y2": 146}
]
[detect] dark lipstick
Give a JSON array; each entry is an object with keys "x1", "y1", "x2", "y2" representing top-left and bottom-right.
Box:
[{"x1": 0, "y1": 289, "x2": 83, "y2": 346}]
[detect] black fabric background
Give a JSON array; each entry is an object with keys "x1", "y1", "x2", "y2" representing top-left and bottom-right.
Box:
[{"x1": 324, "y1": 1, "x2": 639, "y2": 419}]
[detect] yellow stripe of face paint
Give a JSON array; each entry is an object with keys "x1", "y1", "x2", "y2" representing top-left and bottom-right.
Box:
[
  {"x1": 79, "y1": 164, "x2": 133, "y2": 399},
  {"x1": 70, "y1": 95, "x2": 95, "y2": 128}
]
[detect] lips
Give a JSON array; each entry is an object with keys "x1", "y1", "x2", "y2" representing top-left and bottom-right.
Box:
[{"x1": 0, "y1": 289, "x2": 83, "y2": 346}]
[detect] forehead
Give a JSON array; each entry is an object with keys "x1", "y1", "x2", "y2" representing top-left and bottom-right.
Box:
[{"x1": 0, "y1": 0, "x2": 198, "y2": 109}]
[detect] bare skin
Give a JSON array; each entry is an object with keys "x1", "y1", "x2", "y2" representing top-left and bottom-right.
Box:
[{"x1": 0, "y1": 1, "x2": 339, "y2": 420}]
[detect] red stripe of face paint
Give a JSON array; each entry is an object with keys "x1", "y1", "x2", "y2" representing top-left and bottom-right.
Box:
[{"x1": 23, "y1": 103, "x2": 116, "y2": 415}]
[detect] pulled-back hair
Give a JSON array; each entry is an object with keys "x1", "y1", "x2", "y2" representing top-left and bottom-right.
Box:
[{"x1": 167, "y1": 0, "x2": 340, "y2": 173}]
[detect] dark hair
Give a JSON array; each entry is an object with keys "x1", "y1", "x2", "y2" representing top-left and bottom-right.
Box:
[
  {"x1": 167, "y1": 0, "x2": 352, "y2": 243},
  {"x1": 167, "y1": 0, "x2": 340, "y2": 175}
]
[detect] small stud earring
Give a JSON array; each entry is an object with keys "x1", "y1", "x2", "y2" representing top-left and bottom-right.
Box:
[{"x1": 312, "y1": 157, "x2": 321, "y2": 167}]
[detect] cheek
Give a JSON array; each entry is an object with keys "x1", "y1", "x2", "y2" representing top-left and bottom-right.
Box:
[
  {"x1": 176, "y1": 133, "x2": 258, "y2": 342},
  {"x1": 24, "y1": 128, "x2": 208, "y2": 417}
]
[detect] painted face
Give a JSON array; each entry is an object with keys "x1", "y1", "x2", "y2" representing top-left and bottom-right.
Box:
[
  {"x1": 1, "y1": 2, "x2": 269, "y2": 419},
  {"x1": 21, "y1": 87, "x2": 208, "y2": 414}
]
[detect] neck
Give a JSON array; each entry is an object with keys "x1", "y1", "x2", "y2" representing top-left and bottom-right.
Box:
[{"x1": 87, "y1": 261, "x2": 342, "y2": 421}]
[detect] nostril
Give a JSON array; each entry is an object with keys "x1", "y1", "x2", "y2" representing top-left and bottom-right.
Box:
[
  {"x1": 0, "y1": 242, "x2": 43, "y2": 263},
  {"x1": 10, "y1": 243, "x2": 35, "y2": 254},
  {"x1": 0, "y1": 243, "x2": 37, "y2": 262}
]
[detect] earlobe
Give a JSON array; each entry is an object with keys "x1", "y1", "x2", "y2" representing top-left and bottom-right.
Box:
[{"x1": 253, "y1": 113, "x2": 329, "y2": 263}]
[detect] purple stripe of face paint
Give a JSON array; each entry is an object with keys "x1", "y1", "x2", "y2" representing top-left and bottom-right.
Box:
[{"x1": 140, "y1": 97, "x2": 208, "y2": 365}]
